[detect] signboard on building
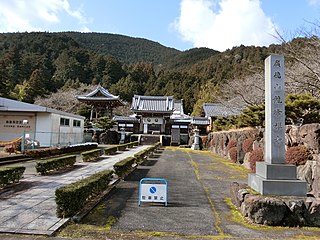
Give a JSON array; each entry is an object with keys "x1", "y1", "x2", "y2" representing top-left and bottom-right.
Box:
[
  {"x1": 142, "y1": 117, "x2": 163, "y2": 124},
  {"x1": 138, "y1": 178, "x2": 168, "y2": 206}
]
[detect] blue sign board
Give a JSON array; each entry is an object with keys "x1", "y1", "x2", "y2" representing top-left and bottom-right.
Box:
[{"x1": 138, "y1": 178, "x2": 168, "y2": 207}]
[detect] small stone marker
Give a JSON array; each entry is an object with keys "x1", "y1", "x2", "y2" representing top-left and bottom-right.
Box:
[
  {"x1": 248, "y1": 54, "x2": 307, "y2": 196},
  {"x1": 191, "y1": 128, "x2": 200, "y2": 150},
  {"x1": 138, "y1": 178, "x2": 168, "y2": 206}
]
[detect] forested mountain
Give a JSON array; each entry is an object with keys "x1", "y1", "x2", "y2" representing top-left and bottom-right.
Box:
[{"x1": 0, "y1": 31, "x2": 316, "y2": 116}]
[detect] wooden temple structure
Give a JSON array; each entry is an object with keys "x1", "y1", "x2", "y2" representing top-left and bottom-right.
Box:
[
  {"x1": 131, "y1": 95, "x2": 174, "y2": 134},
  {"x1": 76, "y1": 84, "x2": 124, "y2": 120}
]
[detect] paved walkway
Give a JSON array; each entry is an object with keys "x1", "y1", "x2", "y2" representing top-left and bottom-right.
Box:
[
  {"x1": 0, "y1": 145, "x2": 150, "y2": 236},
  {"x1": 78, "y1": 148, "x2": 320, "y2": 240}
]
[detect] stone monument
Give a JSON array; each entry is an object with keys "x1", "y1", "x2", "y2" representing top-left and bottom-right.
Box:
[
  {"x1": 191, "y1": 128, "x2": 200, "y2": 150},
  {"x1": 119, "y1": 128, "x2": 126, "y2": 144},
  {"x1": 248, "y1": 55, "x2": 307, "y2": 196}
]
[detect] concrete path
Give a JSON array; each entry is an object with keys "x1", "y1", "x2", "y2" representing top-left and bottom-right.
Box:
[
  {"x1": 0, "y1": 145, "x2": 150, "y2": 236},
  {"x1": 78, "y1": 148, "x2": 320, "y2": 240}
]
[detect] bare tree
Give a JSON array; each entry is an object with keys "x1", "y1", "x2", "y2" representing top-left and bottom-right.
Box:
[
  {"x1": 34, "y1": 83, "x2": 96, "y2": 114},
  {"x1": 275, "y1": 25, "x2": 320, "y2": 98},
  {"x1": 216, "y1": 72, "x2": 265, "y2": 107}
]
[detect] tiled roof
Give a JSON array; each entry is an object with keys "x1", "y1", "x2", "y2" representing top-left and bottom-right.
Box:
[
  {"x1": 113, "y1": 116, "x2": 139, "y2": 122},
  {"x1": 131, "y1": 95, "x2": 174, "y2": 113},
  {"x1": 203, "y1": 103, "x2": 243, "y2": 118},
  {"x1": 191, "y1": 117, "x2": 210, "y2": 125},
  {"x1": 76, "y1": 84, "x2": 120, "y2": 101}
]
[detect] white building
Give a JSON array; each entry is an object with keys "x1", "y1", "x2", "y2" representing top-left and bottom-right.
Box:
[{"x1": 0, "y1": 97, "x2": 85, "y2": 147}]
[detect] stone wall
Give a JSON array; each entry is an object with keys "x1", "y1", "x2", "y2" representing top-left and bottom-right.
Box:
[
  {"x1": 231, "y1": 182, "x2": 320, "y2": 227},
  {"x1": 206, "y1": 124, "x2": 320, "y2": 198}
]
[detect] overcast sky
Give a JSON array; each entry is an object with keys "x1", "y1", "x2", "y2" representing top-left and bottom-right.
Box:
[{"x1": 0, "y1": 0, "x2": 319, "y2": 51}]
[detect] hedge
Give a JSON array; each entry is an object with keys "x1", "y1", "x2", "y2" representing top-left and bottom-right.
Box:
[
  {"x1": 113, "y1": 156, "x2": 136, "y2": 178},
  {"x1": 104, "y1": 146, "x2": 118, "y2": 155},
  {"x1": 35, "y1": 155, "x2": 76, "y2": 175},
  {"x1": 117, "y1": 144, "x2": 127, "y2": 151},
  {"x1": 0, "y1": 166, "x2": 25, "y2": 188},
  {"x1": 25, "y1": 143, "x2": 98, "y2": 158},
  {"x1": 55, "y1": 169, "x2": 113, "y2": 218},
  {"x1": 134, "y1": 150, "x2": 148, "y2": 164},
  {"x1": 126, "y1": 142, "x2": 134, "y2": 148},
  {"x1": 81, "y1": 149, "x2": 103, "y2": 162},
  {"x1": 133, "y1": 142, "x2": 161, "y2": 164}
]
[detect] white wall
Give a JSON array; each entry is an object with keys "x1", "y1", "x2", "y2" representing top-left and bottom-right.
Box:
[
  {"x1": 33, "y1": 112, "x2": 84, "y2": 147},
  {"x1": 35, "y1": 112, "x2": 54, "y2": 147}
]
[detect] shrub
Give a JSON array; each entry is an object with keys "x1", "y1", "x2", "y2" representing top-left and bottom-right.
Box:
[
  {"x1": 81, "y1": 149, "x2": 102, "y2": 162},
  {"x1": 134, "y1": 150, "x2": 148, "y2": 164},
  {"x1": 126, "y1": 142, "x2": 134, "y2": 148},
  {"x1": 242, "y1": 138, "x2": 254, "y2": 153},
  {"x1": 227, "y1": 139, "x2": 237, "y2": 150},
  {"x1": 117, "y1": 144, "x2": 127, "y2": 151},
  {"x1": 249, "y1": 148, "x2": 264, "y2": 172},
  {"x1": 113, "y1": 156, "x2": 136, "y2": 178},
  {"x1": 134, "y1": 142, "x2": 161, "y2": 164},
  {"x1": 285, "y1": 145, "x2": 312, "y2": 166},
  {"x1": 0, "y1": 166, "x2": 25, "y2": 187},
  {"x1": 25, "y1": 143, "x2": 98, "y2": 158},
  {"x1": 35, "y1": 155, "x2": 76, "y2": 175},
  {"x1": 104, "y1": 146, "x2": 118, "y2": 155},
  {"x1": 229, "y1": 147, "x2": 238, "y2": 163},
  {"x1": 55, "y1": 169, "x2": 113, "y2": 217},
  {"x1": 25, "y1": 148, "x2": 53, "y2": 158}
]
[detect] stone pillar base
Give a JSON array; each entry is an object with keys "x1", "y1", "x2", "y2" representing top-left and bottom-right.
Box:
[
  {"x1": 191, "y1": 144, "x2": 200, "y2": 150},
  {"x1": 248, "y1": 173, "x2": 307, "y2": 196},
  {"x1": 255, "y1": 162, "x2": 297, "y2": 180}
]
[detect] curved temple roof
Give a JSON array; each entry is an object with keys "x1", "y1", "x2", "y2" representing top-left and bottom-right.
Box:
[
  {"x1": 76, "y1": 84, "x2": 120, "y2": 101},
  {"x1": 76, "y1": 84, "x2": 124, "y2": 107},
  {"x1": 131, "y1": 95, "x2": 174, "y2": 113}
]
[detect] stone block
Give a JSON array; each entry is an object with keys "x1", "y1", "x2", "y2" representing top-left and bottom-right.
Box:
[
  {"x1": 255, "y1": 162, "x2": 297, "y2": 180},
  {"x1": 248, "y1": 173, "x2": 307, "y2": 196}
]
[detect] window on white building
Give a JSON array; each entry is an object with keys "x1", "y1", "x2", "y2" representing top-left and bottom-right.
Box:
[
  {"x1": 60, "y1": 117, "x2": 70, "y2": 126},
  {"x1": 73, "y1": 120, "x2": 81, "y2": 127}
]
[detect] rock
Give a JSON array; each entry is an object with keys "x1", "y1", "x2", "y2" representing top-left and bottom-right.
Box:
[
  {"x1": 243, "y1": 152, "x2": 251, "y2": 170},
  {"x1": 237, "y1": 189, "x2": 249, "y2": 204},
  {"x1": 287, "y1": 125, "x2": 299, "y2": 146},
  {"x1": 312, "y1": 162, "x2": 320, "y2": 198},
  {"x1": 282, "y1": 200, "x2": 307, "y2": 227},
  {"x1": 306, "y1": 199, "x2": 320, "y2": 227},
  {"x1": 230, "y1": 182, "x2": 241, "y2": 207},
  {"x1": 242, "y1": 195, "x2": 287, "y2": 225},
  {"x1": 299, "y1": 124, "x2": 320, "y2": 154},
  {"x1": 297, "y1": 161, "x2": 317, "y2": 192},
  {"x1": 237, "y1": 137, "x2": 245, "y2": 164},
  {"x1": 252, "y1": 139, "x2": 263, "y2": 151},
  {"x1": 240, "y1": 194, "x2": 258, "y2": 217}
]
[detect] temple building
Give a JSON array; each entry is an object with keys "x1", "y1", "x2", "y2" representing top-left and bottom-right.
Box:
[
  {"x1": 76, "y1": 84, "x2": 124, "y2": 120},
  {"x1": 202, "y1": 103, "x2": 243, "y2": 131},
  {"x1": 131, "y1": 95, "x2": 174, "y2": 134}
]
